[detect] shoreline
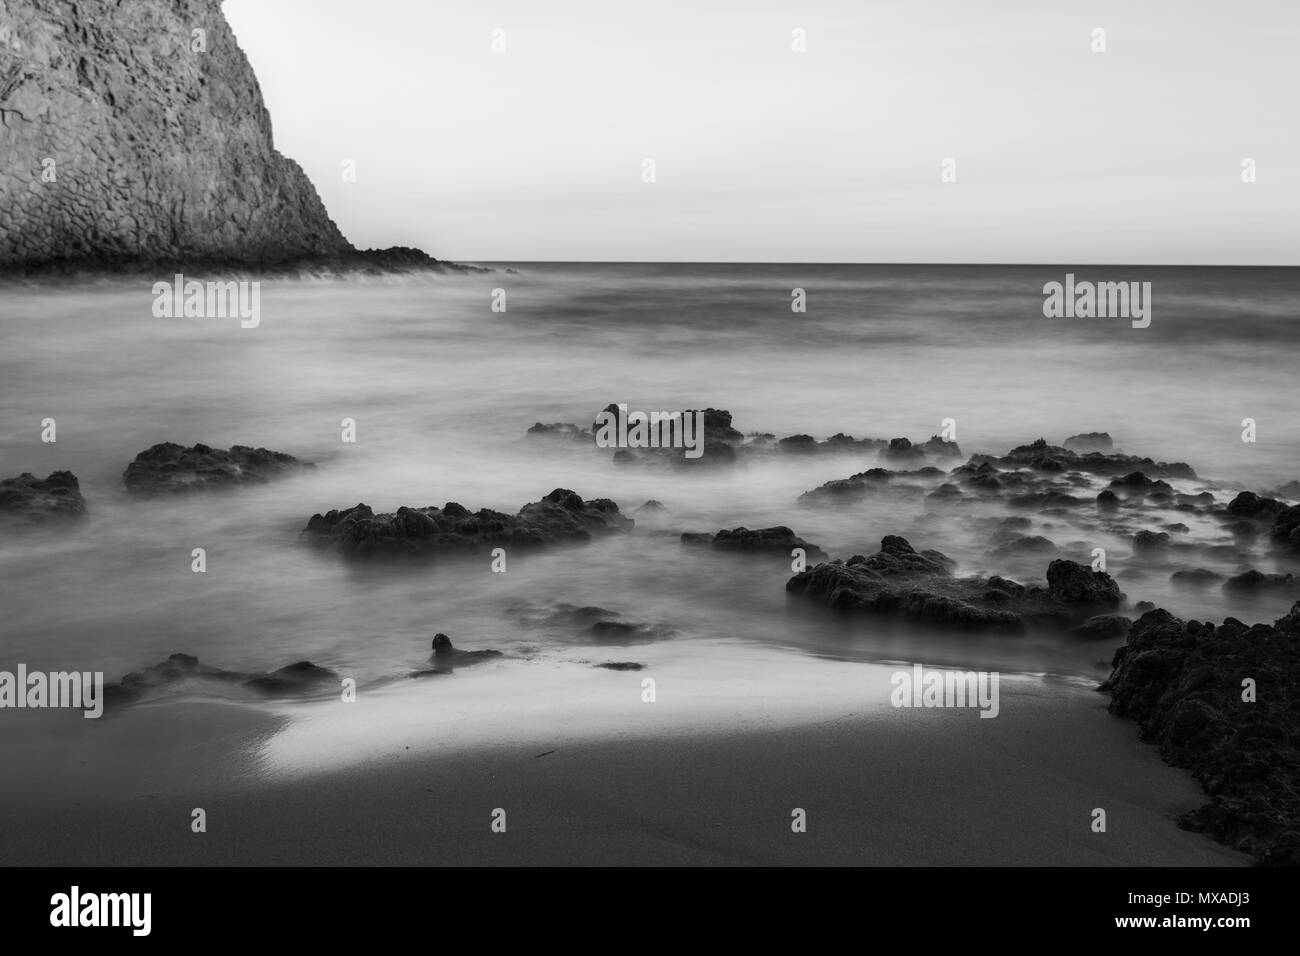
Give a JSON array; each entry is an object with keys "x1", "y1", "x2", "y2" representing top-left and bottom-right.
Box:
[{"x1": 0, "y1": 648, "x2": 1249, "y2": 866}]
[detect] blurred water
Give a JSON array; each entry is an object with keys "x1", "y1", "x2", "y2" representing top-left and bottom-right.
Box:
[{"x1": 0, "y1": 263, "x2": 1297, "y2": 697}]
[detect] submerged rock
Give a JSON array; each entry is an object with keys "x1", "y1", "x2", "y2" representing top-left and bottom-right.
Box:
[
  {"x1": 785, "y1": 536, "x2": 1122, "y2": 633},
  {"x1": 527, "y1": 422, "x2": 591, "y2": 442},
  {"x1": 1271, "y1": 505, "x2": 1300, "y2": 553},
  {"x1": 1063, "y1": 432, "x2": 1114, "y2": 453},
  {"x1": 1171, "y1": 568, "x2": 1225, "y2": 587},
  {"x1": 1070, "y1": 614, "x2": 1132, "y2": 642},
  {"x1": 103, "y1": 653, "x2": 339, "y2": 707},
  {"x1": 513, "y1": 602, "x2": 677, "y2": 645},
  {"x1": 1225, "y1": 491, "x2": 1287, "y2": 520},
  {"x1": 1132, "y1": 530, "x2": 1172, "y2": 552},
  {"x1": 302, "y1": 488, "x2": 632, "y2": 560},
  {"x1": 682, "y1": 526, "x2": 826, "y2": 560},
  {"x1": 244, "y1": 661, "x2": 340, "y2": 694},
  {"x1": 0, "y1": 471, "x2": 87, "y2": 525},
  {"x1": 1223, "y1": 569, "x2": 1296, "y2": 592},
  {"x1": 1102, "y1": 606, "x2": 1300, "y2": 865},
  {"x1": 996, "y1": 439, "x2": 1195, "y2": 480},
  {"x1": 413, "y1": 633, "x2": 504, "y2": 675},
  {"x1": 123, "y1": 442, "x2": 312, "y2": 496}
]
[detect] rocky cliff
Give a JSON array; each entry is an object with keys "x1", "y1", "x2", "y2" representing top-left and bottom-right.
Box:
[{"x1": 0, "y1": 0, "x2": 359, "y2": 269}]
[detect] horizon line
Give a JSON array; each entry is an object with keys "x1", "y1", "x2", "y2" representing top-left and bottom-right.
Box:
[{"x1": 450, "y1": 259, "x2": 1300, "y2": 269}]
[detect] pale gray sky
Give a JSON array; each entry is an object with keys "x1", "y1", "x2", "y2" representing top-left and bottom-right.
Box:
[{"x1": 225, "y1": 0, "x2": 1299, "y2": 263}]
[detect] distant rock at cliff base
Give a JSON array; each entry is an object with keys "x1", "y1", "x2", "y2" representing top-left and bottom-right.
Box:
[
  {"x1": 0, "y1": 471, "x2": 87, "y2": 525},
  {"x1": 123, "y1": 442, "x2": 313, "y2": 496}
]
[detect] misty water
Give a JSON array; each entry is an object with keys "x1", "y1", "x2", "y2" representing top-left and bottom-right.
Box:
[{"x1": 2, "y1": 264, "x2": 1298, "y2": 712}]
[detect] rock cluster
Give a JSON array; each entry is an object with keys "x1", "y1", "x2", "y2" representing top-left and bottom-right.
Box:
[
  {"x1": 302, "y1": 488, "x2": 632, "y2": 560},
  {"x1": 1102, "y1": 606, "x2": 1300, "y2": 865}
]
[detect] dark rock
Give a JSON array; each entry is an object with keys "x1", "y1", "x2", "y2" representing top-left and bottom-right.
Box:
[
  {"x1": 0, "y1": 471, "x2": 87, "y2": 525},
  {"x1": 883, "y1": 437, "x2": 926, "y2": 463},
  {"x1": 1269, "y1": 480, "x2": 1300, "y2": 500},
  {"x1": 1171, "y1": 568, "x2": 1225, "y2": 587},
  {"x1": 302, "y1": 488, "x2": 632, "y2": 560},
  {"x1": 104, "y1": 653, "x2": 339, "y2": 707},
  {"x1": 594, "y1": 662, "x2": 645, "y2": 671},
  {"x1": 1225, "y1": 491, "x2": 1286, "y2": 520},
  {"x1": 997, "y1": 440, "x2": 1195, "y2": 480},
  {"x1": 244, "y1": 661, "x2": 339, "y2": 695},
  {"x1": 1045, "y1": 559, "x2": 1124, "y2": 609},
  {"x1": 1223, "y1": 570, "x2": 1296, "y2": 592},
  {"x1": 1063, "y1": 432, "x2": 1114, "y2": 452},
  {"x1": 426, "y1": 633, "x2": 503, "y2": 672},
  {"x1": 918, "y1": 435, "x2": 962, "y2": 458},
  {"x1": 1110, "y1": 472, "x2": 1174, "y2": 496},
  {"x1": 1133, "y1": 530, "x2": 1172, "y2": 552},
  {"x1": 1271, "y1": 506, "x2": 1300, "y2": 553},
  {"x1": 683, "y1": 526, "x2": 826, "y2": 560},
  {"x1": 123, "y1": 442, "x2": 312, "y2": 496},
  {"x1": 1096, "y1": 489, "x2": 1120, "y2": 511},
  {"x1": 1070, "y1": 614, "x2": 1132, "y2": 642},
  {"x1": 1103, "y1": 604, "x2": 1300, "y2": 865},
  {"x1": 787, "y1": 537, "x2": 1121, "y2": 633}
]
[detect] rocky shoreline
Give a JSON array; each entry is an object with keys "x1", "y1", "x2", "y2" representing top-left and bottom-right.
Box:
[{"x1": 5, "y1": 421, "x2": 1297, "y2": 864}]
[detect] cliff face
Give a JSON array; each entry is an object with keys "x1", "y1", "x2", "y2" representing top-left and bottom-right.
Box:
[{"x1": 0, "y1": 0, "x2": 354, "y2": 267}]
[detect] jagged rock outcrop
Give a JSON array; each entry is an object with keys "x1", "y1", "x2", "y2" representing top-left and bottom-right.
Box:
[
  {"x1": 1102, "y1": 606, "x2": 1300, "y2": 865},
  {"x1": 302, "y1": 488, "x2": 633, "y2": 561},
  {"x1": 0, "y1": 0, "x2": 353, "y2": 268},
  {"x1": 784, "y1": 536, "x2": 1124, "y2": 633},
  {"x1": 0, "y1": 470, "x2": 86, "y2": 525}
]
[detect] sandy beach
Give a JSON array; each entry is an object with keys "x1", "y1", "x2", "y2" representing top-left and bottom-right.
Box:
[{"x1": 0, "y1": 644, "x2": 1248, "y2": 866}]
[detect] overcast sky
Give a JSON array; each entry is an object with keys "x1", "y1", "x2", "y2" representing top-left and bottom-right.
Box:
[{"x1": 225, "y1": 0, "x2": 1299, "y2": 264}]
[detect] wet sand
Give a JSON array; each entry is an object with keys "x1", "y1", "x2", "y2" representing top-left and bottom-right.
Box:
[{"x1": 0, "y1": 645, "x2": 1248, "y2": 866}]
